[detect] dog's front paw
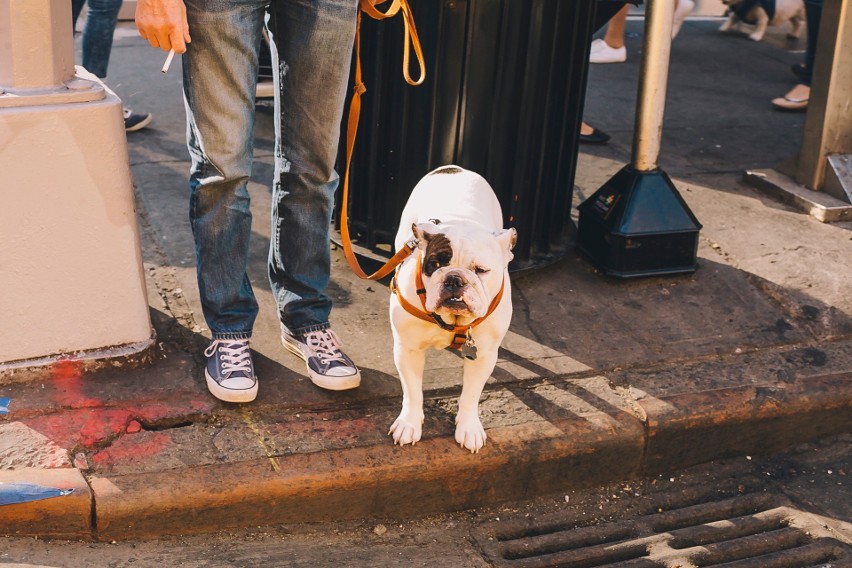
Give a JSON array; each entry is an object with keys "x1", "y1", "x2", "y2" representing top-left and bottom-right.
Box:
[
  {"x1": 718, "y1": 19, "x2": 733, "y2": 32},
  {"x1": 389, "y1": 412, "x2": 423, "y2": 447},
  {"x1": 455, "y1": 416, "x2": 487, "y2": 453},
  {"x1": 748, "y1": 30, "x2": 765, "y2": 41}
]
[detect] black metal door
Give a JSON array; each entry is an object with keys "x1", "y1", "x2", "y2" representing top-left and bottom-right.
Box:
[{"x1": 337, "y1": 0, "x2": 603, "y2": 271}]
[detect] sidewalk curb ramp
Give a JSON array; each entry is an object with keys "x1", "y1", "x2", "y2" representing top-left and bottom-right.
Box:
[{"x1": 2, "y1": 372, "x2": 849, "y2": 541}]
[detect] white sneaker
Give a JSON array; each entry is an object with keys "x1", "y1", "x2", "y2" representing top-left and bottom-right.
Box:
[
  {"x1": 672, "y1": 0, "x2": 695, "y2": 39},
  {"x1": 282, "y1": 328, "x2": 361, "y2": 391},
  {"x1": 589, "y1": 38, "x2": 626, "y2": 64},
  {"x1": 204, "y1": 339, "x2": 258, "y2": 403}
]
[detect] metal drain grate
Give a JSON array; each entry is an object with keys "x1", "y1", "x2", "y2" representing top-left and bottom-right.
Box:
[{"x1": 476, "y1": 492, "x2": 852, "y2": 568}]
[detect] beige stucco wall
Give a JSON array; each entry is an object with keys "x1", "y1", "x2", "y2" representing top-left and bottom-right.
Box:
[
  {"x1": 0, "y1": 0, "x2": 75, "y2": 90},
  {"x1": 0, "y1": 89, "x2": 152, "y2": 364}
]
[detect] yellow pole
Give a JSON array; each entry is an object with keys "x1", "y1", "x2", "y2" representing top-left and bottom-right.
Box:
[{"x1": 631, "y1": 0, "x2": 676, "y2": 172}]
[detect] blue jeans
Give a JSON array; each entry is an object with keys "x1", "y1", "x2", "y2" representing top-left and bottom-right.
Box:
[
  {"x1": 71, "y1": 0, "x2": 122, "y2": 78},
  {"x1": 183, "y1": 0, "x2": 357, "y2": 341}
]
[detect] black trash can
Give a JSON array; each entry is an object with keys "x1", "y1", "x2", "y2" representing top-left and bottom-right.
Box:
[{"x1": 336, "y1": 0, "x2": 612, "y2": 272}]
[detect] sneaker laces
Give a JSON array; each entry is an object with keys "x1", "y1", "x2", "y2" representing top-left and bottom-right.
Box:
[
  {"x1": 303, "y1": 329, "x2": 348, "y2": 366},
  {"x1": 204, "y1": 340, "x2": 253, "y2": 375}
]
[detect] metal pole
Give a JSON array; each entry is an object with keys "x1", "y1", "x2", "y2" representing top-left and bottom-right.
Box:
[
  {"x1": 631, "y1": 0, "x2": 676, "y2": 172},
  {"x1": 577, "y1": 0, "x2": 701, "y2": 278}
]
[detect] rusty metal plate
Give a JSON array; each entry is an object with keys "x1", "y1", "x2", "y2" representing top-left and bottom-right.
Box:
[{"x1": 474, "y1": 467, "x2": 852, "y2": 568}]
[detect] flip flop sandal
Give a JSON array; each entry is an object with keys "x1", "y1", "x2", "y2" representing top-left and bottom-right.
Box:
[{"x1": 772, "y1": 95, "x2": 808, "y2": 111}]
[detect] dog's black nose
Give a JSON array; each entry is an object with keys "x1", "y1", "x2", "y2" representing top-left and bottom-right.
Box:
[{"x1": 443, "y1": 274, "x2": 465, "y2": 293}]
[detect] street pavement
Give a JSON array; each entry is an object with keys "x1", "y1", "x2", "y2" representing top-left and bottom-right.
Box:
[
  {"x1": 1, "y1": 18, "x2": 851, "y2": 541},
  {"x1": 1, "y1": 435, "x2": 850, "y2": 566}
]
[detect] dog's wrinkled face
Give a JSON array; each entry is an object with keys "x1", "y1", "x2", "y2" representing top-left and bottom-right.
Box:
[{"x1": 413, "y1": 221, "x2": 516, "y2": 319}]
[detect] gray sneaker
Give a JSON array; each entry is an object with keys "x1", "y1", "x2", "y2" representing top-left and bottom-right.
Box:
[
  {"x1": 281, "y1": 329, "x2": 361, "y2": 391},
  {"x1": 204, "y1": 339, "x2": 258, "y2": 403}
]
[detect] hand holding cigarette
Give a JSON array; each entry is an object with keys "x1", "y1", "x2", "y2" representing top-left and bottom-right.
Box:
[
  {"x1": 135, "y1": 0, "x2": 191, "y2": 64},
  {"x1": 161, "y1": 49, "x2": 176, "y2": 73}
]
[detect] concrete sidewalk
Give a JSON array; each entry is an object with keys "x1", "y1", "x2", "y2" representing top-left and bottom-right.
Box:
[{"x1": 1, "y1": 20, "x2": 851, "y2": 541}]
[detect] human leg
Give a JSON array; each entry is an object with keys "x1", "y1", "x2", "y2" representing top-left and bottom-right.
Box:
[
  {"x1": 773, "y1": 0, "x2": 821, "y2": 111},
  {"x1": 74, "y1": 0, "x2": 152, "y2": 130},
  {"x1": 672, "y1": 0, "x2": 695, "y2": 39},
  {"x1": 590, "y1": 4, "x2": 629, "y2": 63},
  {"x1": 603, "y1": 4, "x2": 629, "y2": 48},
  {"x1": 79, "y1": 0, "x2": 122, "y2": 78},
  {"x1": 71, "y1": 0, "x2": 87, "y2": 30},
  {"x1": 266, "y1": 0, "x2": 356, "y2": 334},
  {"x1": 183, "y1": 0, "x2": 268, "y2": 400},
  {"x1": 266, "y1": 0, "x2": 360, "y2": 389}
]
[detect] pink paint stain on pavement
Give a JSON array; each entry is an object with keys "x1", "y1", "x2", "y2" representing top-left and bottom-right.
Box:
[
  {"x1": 23, "y1": 408, "x2": 134, "y2": 449},
  {"x1": 91, "y1": 431, "x2": 172, "y2": 470},
  {"x1": 51, "y1": 359, "x2": 101, "y2": 408},
  {"x1": 20, "y1": 359, "x2": 214, "y2": 461},
  {"x1": 23, "y1": 400, "x2": 212, "y2": 451}
]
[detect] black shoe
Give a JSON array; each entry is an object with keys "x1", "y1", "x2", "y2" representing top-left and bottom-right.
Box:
[
  {"x1": 123, "y1": 107, "x2": 152, "y2": 132},
  {"x1": 579, "y1": 127, "x2": 610, "y2": 145}
]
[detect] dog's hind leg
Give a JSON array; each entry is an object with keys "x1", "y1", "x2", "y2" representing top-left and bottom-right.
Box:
[
  {"x1": 455, "y1": 350, "x2": 499, "y2": 453},
  {"x1": 389, "y1": 346, "x2": 426, "y2": 446},
  {"x1": 749, "y1": 10, "x2": 769, "y2": 40},
  {"x1": 718, "y1": 13, "x2": 737, "y2": 32},
  {"x1": 788, "y1": 12, "x2": 805, "y2": 38}
]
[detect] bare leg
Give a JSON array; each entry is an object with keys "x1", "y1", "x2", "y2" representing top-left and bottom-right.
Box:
[
  {"x1": 672, "y1": 0, "x2": 695, "y2": 39},
  {"x1": 603, "y1": 5, "x2": 629, "y2": 49}
]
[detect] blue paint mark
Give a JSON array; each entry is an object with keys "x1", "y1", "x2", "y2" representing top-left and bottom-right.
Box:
[
  {"x1": 0, "y1": 397, "x2": 9, "y2": 415},
  {"x1": 0, "y1": 483, "x2": 75, "y2": 506}
]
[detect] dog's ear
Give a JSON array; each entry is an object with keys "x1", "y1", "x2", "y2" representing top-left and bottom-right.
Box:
[
  {"x1": 412, "y1": 221, "x2": 442, "y2": 246},
  {"x1": 493, "y1": 228, "x2": 517, "y2": 251},
  {"x1": 493, "y1": 228, "x2": 517, "y2": 264}
]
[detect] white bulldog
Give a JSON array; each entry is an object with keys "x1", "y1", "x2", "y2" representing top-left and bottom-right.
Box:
[{"x1": 387, "y1": 165, "x2": 516, "y2": 453}]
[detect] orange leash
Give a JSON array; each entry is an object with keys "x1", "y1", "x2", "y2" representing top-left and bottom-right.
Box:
[{"x1": 340, "y1": 0, "x2": 426, "y2": 280}]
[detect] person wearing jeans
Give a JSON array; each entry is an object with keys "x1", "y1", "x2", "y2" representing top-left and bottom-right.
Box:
[
  {"x1": 72, "y1": 0, "x2": 153, "y2": 131},
  {"x1": 581, "y1": 0, "x2": 694, "y2": 144},
  {"x1": 772, "y1": 0, "x2": 823, "y2": 111},
  {"x1": 135, "y1": 0, "x2": 361, "y2": 403}
]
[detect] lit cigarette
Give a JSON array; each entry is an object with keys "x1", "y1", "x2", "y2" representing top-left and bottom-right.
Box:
[{"x1": 161, "y1": 49, "x2": 176, "y2": 74}]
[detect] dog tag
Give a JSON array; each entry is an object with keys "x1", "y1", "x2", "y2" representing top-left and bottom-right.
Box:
[{"x1": 460, "y1": 333, "x2": 477, "y2": 360}]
